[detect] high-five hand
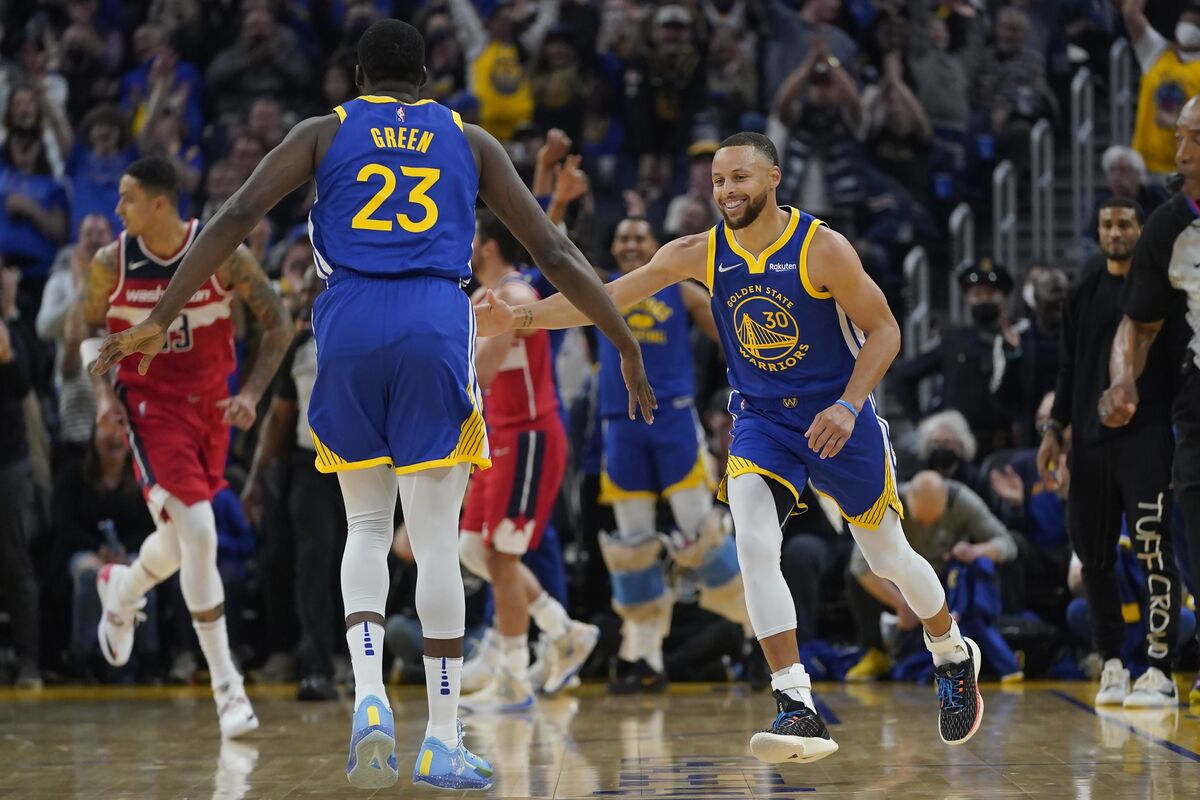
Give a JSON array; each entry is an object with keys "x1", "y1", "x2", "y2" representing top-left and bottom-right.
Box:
[
  {"x1": 473, "y1": 289, "x2": 516, "y2": 337},
  {"x1": 619, "y1": 347, "x2": 656, "y2": 424}
]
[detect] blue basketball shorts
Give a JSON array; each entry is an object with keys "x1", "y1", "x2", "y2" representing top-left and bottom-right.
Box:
[
  {"x1": 718, "y1": 392, "x2": 902, "y2": 529},
  {"x1": 599, "y1": 400, "x2": 713, "y2": 503},
  {"x1": 307, "y1": 270, "x2": 489, "y2": 475}
]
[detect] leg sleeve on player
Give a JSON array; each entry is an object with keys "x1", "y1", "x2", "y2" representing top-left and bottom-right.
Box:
[
  {"x1": 163, "y1": 496, "x2": 225, "y2": 613},
  {"x1": 120, "y1": 520, "x2": 182, "y2": 606},
  {"x1": 849, "y1": 509, "x2": 945, "y2": 620},
  {"x1": 603, "y1": 498, "x2": 673, "y2": 655},
  {"x1": 672, "y1": 505, "x2": 754, "y2": 637},
  {"x1": 728, "y1": 473, "x2": 797, "y2": 639},
  {"x1": 458, "y1": 531, "x2": 492, "y2": 583},
  {"x1": 338, "y1": 465, "x2": 398, "y2": 619},
  {"x1": 399, "y1": 464, "x2": 471, "y2": 640}
]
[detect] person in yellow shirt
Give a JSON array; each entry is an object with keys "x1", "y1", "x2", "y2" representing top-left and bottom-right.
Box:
[{"x1": 1122, "y1": 0, "x2": 1200, "y2": 175}]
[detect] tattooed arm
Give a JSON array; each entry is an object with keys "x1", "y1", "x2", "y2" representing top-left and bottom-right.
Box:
[
  {"x1": 215, "y1": 244, "x2": 293, "y2": 430},
  {"x1": 73, "y1": 242, "x2": 126, "y2": 427}
]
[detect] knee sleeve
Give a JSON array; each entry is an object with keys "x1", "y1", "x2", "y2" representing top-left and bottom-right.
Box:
[
  {"x1": 458, "y1": 532, "x2": 492, "y2": 583},
  {"x1": 399, "y1": 465, "x2": 470, "y2": 639},
  {"x1": 338, "y1": 466, "x2": 398, "y2": 618},
  {"x1": 599, "y1": 529, "x2": 671, "y2": 625},
  {"x1": 137, "y1": 524, "x2": 182, "y2": 581},
  {"x1": 728, "y1": 473, "x2": 797, "y2": 639},
  {"x1": 666, "y1": 485, "x2": 713, "y2": 542},
  {"x1": 850, "y1": 510, "x2": 945, "y2": 620},
  {"x1": 162, "y1": 496, "x2": 224, "y2": 612}
]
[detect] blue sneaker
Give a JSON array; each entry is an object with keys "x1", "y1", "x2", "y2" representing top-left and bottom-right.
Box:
[
  {"x1": 346, "y1": 694, "x2": 398, "y2": 789},
  {"x1": 412, "y1": 724, "x2": 494, "y2": 791}
]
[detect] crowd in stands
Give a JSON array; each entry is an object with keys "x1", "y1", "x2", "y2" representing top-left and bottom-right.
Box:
[{"x1": 0, "y1": 0, "x2": 1197, "y2": 694}]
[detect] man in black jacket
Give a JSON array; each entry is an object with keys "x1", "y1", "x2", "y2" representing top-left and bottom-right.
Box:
[{"x1": 1039, "y1": 197, "x2": 1182, "y2": 708}]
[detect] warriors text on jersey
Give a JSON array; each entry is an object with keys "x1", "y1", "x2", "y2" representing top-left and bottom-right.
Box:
[
  {"x1": 308, "y1": 96, "x2": 478, "y2": 281},
  {"x1": 484, "y1": 275, "x2": 559, "y2": 429},
  {"x1": 105, "y1": 218, "x2": 235, "y2": 396},
  {"x1": 706, "y1": 207, "x2": 860, "y2": 404}
]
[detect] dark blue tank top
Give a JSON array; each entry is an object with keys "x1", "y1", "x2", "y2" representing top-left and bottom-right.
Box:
[{"x1": 597, "y1": 283, "x2": 695, "y2": 417}]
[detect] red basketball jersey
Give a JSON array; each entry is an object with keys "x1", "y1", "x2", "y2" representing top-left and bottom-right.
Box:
[
  {"x1": 106, "y1": 219, "x2": 236, "y2": 396},
  {"x1": 483, "y1": 276, "x2": 558, "y2": 429}
]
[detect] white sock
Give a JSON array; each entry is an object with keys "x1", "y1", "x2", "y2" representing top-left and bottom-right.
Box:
[
  {"x1": 424, "y1": 656, "x2": 462, "y2": 745},
  {"x1": 497, "y1": 634, "x2": 529, "y2": 678},
  {"x1": 347, "y1": 621, "x2": 387, "y2": 708},
  {"x1": 529, "y1": 592, "x2": 569, "y2": 640},
  {"x1": 770, "y1": 664, "x2": 814, "y2": 709},
  {"x1": 925, "y1": 618, "x2": 969, "y2": 667},
  {"x1": 618, "y1": 620, "x2": 663, "y2": 672},
  {"x1": 194, "y1": 616, "x2": 240, "y2": 690}
]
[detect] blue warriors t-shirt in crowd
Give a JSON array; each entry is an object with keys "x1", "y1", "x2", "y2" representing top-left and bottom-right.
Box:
[
  {"x1": 596, "y1": 283, "x2": 695, "y2": 417},
  {"x1": 0, "y1": 163, "x2": 69, "y2": 277}
]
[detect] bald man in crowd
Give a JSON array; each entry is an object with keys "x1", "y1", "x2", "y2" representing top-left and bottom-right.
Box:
[{"x1": 844, "y1": 471, "x2": 1019, "y2": 680}]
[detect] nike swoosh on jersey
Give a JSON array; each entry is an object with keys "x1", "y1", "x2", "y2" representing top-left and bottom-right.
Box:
[
  {"x1": 717, "y1": 262, "x2": 744, "y2": 273},
  {"x1": 128, "y1": 259, "x2": 150, "y2": 270}
]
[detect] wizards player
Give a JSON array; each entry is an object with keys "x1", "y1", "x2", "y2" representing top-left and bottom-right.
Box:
[
  {"x1": 476, "y1": 133, "x2": 984, "y2": 762},
  {"x1": 93, "y1": 20, "x2": 653, "y2": 792}
]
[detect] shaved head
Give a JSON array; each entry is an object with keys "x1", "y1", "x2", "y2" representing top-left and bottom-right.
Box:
[{"x1": 906, "y1": 471, "x2": 949, "y2": 527}]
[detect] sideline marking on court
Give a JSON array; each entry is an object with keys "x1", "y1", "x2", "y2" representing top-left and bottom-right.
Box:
[{"x1": 1049, "y1": 690, "x2": 1200, "y2": 762}]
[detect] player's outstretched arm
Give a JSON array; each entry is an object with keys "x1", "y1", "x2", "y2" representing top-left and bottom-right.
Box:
[
  {"x1": 474, "y1": 235, "x2": 708, "y2": 334},
  {"x1": 803, "y1": 227, "x2": 901, "y2": 459},
  {"x1": 468, "y1": 123, "x2": 662, "y2": 420},
  {"x1": 92, "y1": 115, "x2": 335, "y2": 376}
]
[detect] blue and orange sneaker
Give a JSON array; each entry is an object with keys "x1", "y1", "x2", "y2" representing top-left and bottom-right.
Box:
[
  {"x1": 411, "y1": 721, "x2": 494, "y2": 791},
  {"x1": 346, "y1": 694, "x2": 398, "y2": 789}
]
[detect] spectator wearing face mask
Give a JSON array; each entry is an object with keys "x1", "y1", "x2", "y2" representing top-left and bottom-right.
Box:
[
  {"x1": 993, "y1": 266, "x2": 1069, "y2": 448},
  {"x1": 910, "y1": 410, "x2": 990, "y2": 502},
  {"x1": 1120, "y1": 0, "x2": 1200, "y2": 176},
  {"x1": 893, "y1": 260, "x2": 1018, "y2": 456}
]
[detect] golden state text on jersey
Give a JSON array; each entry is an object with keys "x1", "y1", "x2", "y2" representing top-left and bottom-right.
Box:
[
  {"x1": 706, "y1": 207, "x2": 863, "y2": 405},
  {"x1": 308, "y1": 96, "x2": 477, "y2": 280}
]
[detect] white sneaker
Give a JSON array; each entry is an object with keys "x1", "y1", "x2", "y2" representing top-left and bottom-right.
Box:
[
  {"x1": 96, "y1": 564, "x2": 146, "y2": 667},
  {"x1": 1095, "y1": 659, "x2": 1130, "y2": 706},
  {"x1": 461, "y1": 629, "x2": 500, "y2": 693},
  {"x1": 540, "y1": 621, "x2": 600, "y2": 695},
  {"x1": 215, "y1": 679, "x2": 260, "y2": 738},
  {"x1": 1124, "y1": 667, "x2": 1178, "y2": 708},
  {"x1": 459, "y1": 666, "x2": 535, "y2": 713}
]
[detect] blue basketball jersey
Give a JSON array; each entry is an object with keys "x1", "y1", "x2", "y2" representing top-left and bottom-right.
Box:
[
  {"x1": 309, "y1": 96, "x2": 478, "y2": 281},
  {"x1": 707, "y1": 207, "x2": 860, "y2": 404},
  {"x1": 597, "y1": 283, "x2": 695, "y2": 417}
]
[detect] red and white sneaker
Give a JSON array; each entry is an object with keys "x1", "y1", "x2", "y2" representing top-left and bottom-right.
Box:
[
  {"x1": 215, "y1": 678, "x2": 259, "y2": 739},
  {"x1": 96, "y1": 564, "x2": 146, "y2": 667}
]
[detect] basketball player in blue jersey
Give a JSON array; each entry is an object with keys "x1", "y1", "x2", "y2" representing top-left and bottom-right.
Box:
[
  {"x1": 92, "y1": 19, "x2": 654, "y2": 793},
  {"x1": 596, "y1": 218, "x2": 753, "y2": 693},
  {"x1": 477, "y1": 132, "x2": 985, "y2": 762}
]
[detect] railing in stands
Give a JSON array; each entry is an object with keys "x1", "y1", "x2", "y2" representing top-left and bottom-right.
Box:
[
  {"x1": 990, "y1": 163, "x2": 1015, "y2": 278},
  {"x1": 949, "y1": 202, "x2": 974, "y2": 325},
  {"x1": 903, "y1": 246, "x2": 932, "y2": 409},
  {"x1": 1071, "y1": 67, "x2": 1096, "y2": 247},
  {"x1": 1109, "y1": 38, "x2": 1135, "y2": 145},
  {"x1": 1030, "y1": 119, "x2": 1055, "y2": 262}
]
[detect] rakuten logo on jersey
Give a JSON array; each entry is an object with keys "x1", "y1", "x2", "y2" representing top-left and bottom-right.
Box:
[{"x1": 768, "y1": 262, "x2": 797, "y2": 273}]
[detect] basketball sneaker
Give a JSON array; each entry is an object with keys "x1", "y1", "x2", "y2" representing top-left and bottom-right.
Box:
[
  {"x1": 1124, "y1": 667, "x2": 1178, "y2": 708},
  {"x1": 845, "y1": 648, "x2": 890, "y2": 682},
  {"x1": 346, "y1": 694, "x2": 398, "y2": 788},
  {"x1": 934, "y1": 636, "x2": 984, "y2": 746},
  {"x1": 214, "y1": 678, "x2": 259, "y2": 739},
  {"x1": 1094, "y1": 659, "x2": 1130, "y2": 706},
  {"x1": 95, "y1": 564, "x2": 146, "y2": 667},
  {"x1": 461, "y1": 629, "x2": 500, "y2": 694},
  {"x1": 749, "y1": 690, "x2": 839, "y2": 763},
  {"x1": 412, "y1": 722, "x2": 495, "y2": 791},
  {"x1": 608, "y1": 658, "x2": 668, "y2": 694},
  {"x1": 540, "y1": 621, "x2": 600, "y2": 695},
  {"x1": 459, "y1": 666, "x2": 535, "y2": 713}
]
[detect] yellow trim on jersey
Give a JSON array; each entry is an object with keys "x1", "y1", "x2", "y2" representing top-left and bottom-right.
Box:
[
  {"x1": 451, "y1": 110, "x2": 464, "y2": 131},
  {"x1": 309, "y1": 429, "x2": 394, "y2": 474},
  {"x1": 704, "y1": 227, "x2": 717, "y2": 294},
  {"x1": 357, "y1": 96, "x2": 438, "y2": 106},
  {"x1": 598, "y1": 471, "x2": 658, "y2": 504},
  {"x1": 394, "y1": 401, "x2": 492, "y2": 475},
  {"x1": 724, "y1": 207, "x2": 800, "y2": 274},
  {"x1": 334, "y1": 105, "x2": 347, "y2": 122},
  {"x1": 662, "y1": 448, "x2": 716, "y2": 498},
  {"x1": 719, "y1": 455, "x2": 800, "y2": 507},
  {"x1": 798, "y1": 217, "x2": 831, "y2": 299},
  {"x1": 812, "y1": 442, "x2": 904, "y2": 530}
]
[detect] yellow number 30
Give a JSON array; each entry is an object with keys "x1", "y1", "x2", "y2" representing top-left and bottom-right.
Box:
[{"x1": 351, "y1": 164, "x2": 440, "y2": 233}]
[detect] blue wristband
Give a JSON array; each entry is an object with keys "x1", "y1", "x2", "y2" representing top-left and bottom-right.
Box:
[{"x1": 836, "y1": 399, "x2": 859, "y2": 418}]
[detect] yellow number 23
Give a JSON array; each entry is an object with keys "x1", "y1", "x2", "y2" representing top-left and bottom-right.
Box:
[{"x1": 351, "y1": 164, "x2": 440, "y2": 233}]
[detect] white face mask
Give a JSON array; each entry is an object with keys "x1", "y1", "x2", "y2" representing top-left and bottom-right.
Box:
[{"x1": 1177, "y1": 21, "x2": 1200, "y2": 50}]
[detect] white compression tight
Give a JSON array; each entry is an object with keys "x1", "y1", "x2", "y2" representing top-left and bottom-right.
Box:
[
  {"x1": 339, "y1": 463, "x2": 470, "y2": 639},
  {"x1": 125, "y1": 495, "x2": 224, "y2": 612},
  {"x1": 731, "y1": 473, "x2": 946, "y2": 639},
  {"x1": 611, "y1": 485, "x2": 713, "y2": 543}
]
